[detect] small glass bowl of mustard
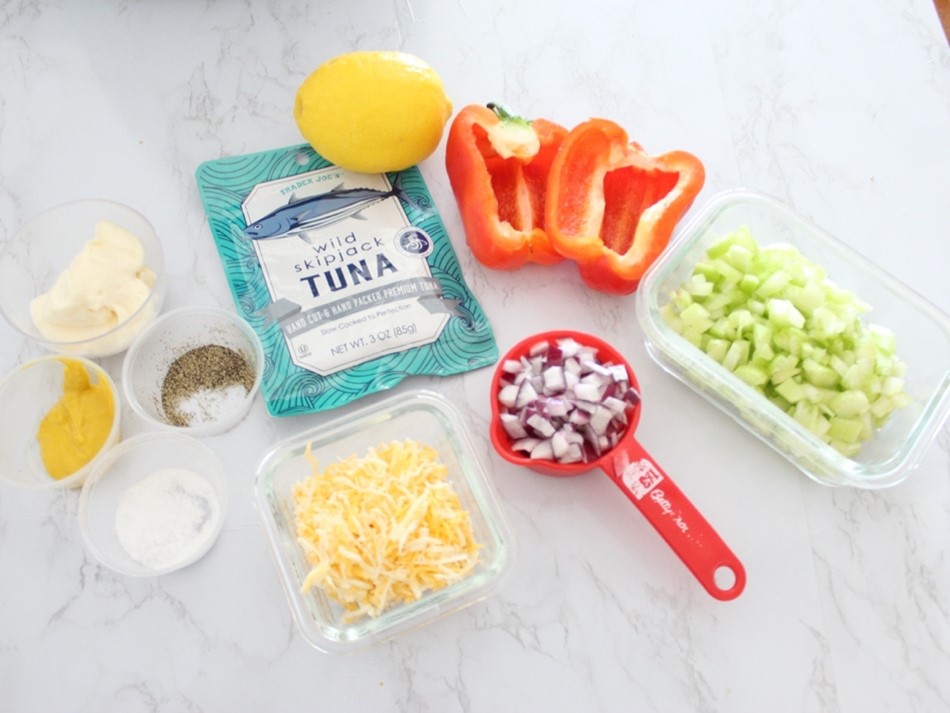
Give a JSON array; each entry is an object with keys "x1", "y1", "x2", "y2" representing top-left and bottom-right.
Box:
[{"x1": 0, "y1": 355, "x2": 121, "y2": 490}]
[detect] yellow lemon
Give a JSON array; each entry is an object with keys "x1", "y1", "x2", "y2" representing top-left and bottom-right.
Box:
[{"x1": 294, "y1": 51, "x2": 453, "y2": 173}]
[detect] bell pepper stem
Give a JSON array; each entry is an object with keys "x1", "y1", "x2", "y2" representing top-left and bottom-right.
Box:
[{"x1": 486, "y1": 102, "x2": 532, "y2": 128}]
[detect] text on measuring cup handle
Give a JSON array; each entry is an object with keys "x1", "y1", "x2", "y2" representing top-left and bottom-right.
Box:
[
  {"x1": 620, "y1": 459, "x2": 689, "y2": 535},
  {"x1": 621, "y1": 458, "x2": 664, "y2": 499}
]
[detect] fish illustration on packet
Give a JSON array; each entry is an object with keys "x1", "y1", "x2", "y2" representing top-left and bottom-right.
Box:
[{"x1": 243, "y1": 173, "x2": 421, "y2": 243}]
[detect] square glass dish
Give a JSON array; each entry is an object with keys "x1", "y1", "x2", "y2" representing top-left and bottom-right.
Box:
[
  {"x1": 254, "y1": 388, "x2": 514, "y2": 652},
  {"x1": 637, "y1": 189, "x2": 950, "y2": 489}
]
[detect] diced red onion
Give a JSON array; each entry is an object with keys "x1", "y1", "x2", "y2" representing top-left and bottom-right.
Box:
[
  {"x1": 526, "y1": 413, "x2": 556, "y2": 438},
  {"x1": 498, "y1": 384, "x2": 519, "y2": 409},
  {"x1": 569, "y1": 409, "x2": 591, "y2": 425},
  {"x1": 515, "y1": 381, "x2": 539, "y2": 408},
  {"x1": 529, "y1": 439, "x2": 554, "y2": 460},
  {"x1": 502, "y1": 359, "x2": 522, "y2": 374},
  {"x1": 500, "y1": 413, "x2": 528, "y2": 439},
  {"x1": 558, "y1": 338, "x2": 583, "y2": 358},
  {"x1": 564, "y1": 371, "x2": 580, "y2": 390},
  {"x1": 512, "y1": 437, "x2": 541, "y2": 453},
  {"x1": 529, "y1": 340, "x2": 549, "y2": 357},
  {"x1": 543, "y1": 365, "x2": 567, "y2": 394},
  {"x1": 588, "y1": 405, "x2": 614, "y2": 436},
  {"x1": 496, "y1": 337, "x2": 640, "y2": 465},
  {"x1": 573, "y1": 382, "x2": 604, "y2": 403},
  {"x1": 546, "y1": 398, "x2": 570, "y2": 417}
]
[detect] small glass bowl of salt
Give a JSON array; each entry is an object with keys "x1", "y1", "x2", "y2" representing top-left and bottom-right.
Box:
[
  {"x1": 78, "y1": 431, "x2": 227, "y2": 576},
  {"x1": 122, "y1": 305, "x2": 264, "y2": 437}
]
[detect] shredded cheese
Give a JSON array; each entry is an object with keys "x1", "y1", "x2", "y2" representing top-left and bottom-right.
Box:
[{"x1": 292, "y1": 439, "x2": 482, "y2": 622}]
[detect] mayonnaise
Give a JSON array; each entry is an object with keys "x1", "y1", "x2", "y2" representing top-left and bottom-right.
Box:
[{"x1": 30, "y1": 220, "x2": 157, "y2": 345}]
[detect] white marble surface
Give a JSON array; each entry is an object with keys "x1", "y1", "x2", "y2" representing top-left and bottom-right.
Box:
[{"x1": 1, "y1": 1, "x2": 949, "y2": 711}]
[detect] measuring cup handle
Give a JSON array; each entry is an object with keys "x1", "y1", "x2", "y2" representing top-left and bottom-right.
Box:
[{"x1": 603, "y1": 441, "x2": 746, "y2": 601}]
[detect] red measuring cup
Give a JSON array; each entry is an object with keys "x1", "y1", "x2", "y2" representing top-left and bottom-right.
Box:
[{"x1": 489, "y1": 330, "x2": 745, "y2": 601}]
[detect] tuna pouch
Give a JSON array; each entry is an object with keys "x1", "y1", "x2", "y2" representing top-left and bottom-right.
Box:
[{"x1": 195, "y1": 144, "x2": 498, "y2": 416}]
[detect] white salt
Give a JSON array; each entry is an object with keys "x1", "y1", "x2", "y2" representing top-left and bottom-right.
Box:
[
  {"x1": 115, "y1": 467, "x2": 221, "y2": 571},
  {"x1": 172, "y1": 384, "x2": 249, "y2": 426}
]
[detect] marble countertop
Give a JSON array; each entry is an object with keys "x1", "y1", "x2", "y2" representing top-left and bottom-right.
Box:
[{"x1": 1, "y1": 1, "x2": 948, "y2": 711}]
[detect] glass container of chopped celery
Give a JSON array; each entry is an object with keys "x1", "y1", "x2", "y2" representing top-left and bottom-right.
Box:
[{"x1": 637, "y1": 190, "x2": 949, "y2": 488}]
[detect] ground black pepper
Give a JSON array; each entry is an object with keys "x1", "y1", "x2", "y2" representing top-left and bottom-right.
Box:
[{"x1": 160, "y1": 344, "x2": 255, "y2": 427}]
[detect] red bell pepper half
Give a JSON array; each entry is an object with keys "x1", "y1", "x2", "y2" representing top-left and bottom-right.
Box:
[
  {"x1": 445, "y1": 103, "x2": 568, "y2": 270},
  {"x1": 546, "y1": 118, "x2": 705, "y2": 294}
]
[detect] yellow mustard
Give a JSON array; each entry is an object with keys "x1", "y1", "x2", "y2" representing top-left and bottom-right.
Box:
[{"x1": 37, "y1": 359, "x2": 115, "y2": 479}]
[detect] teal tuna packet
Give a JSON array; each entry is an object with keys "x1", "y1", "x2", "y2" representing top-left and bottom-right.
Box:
[{"x1": 195, "y1": 144, "x2": 497, "y2": 417}]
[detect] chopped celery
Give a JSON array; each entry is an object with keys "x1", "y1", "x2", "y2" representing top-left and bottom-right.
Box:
[
  {"x1": 842, "y1": 359, "x2": 873, "y2": 389},
  {"x1": 800, "y1": 342, "x2": 824, "y2": 358},
  {"x1": 773, "y1": 327, "x2": 807, "y2": 355},
  {"x1": 722, "y1": 244, "x2": 754, "y2": 272},
  {"x1": 682, "y1": 327, "x2": 705, "y2": 348},
  {"x1": 770, "y1": 367, "x2": 801, "y2": 385},
  {"x1": 703, "y1": 292, "x2": 733, "y2": 318},
  {"x1": 711, "y1": 259, "x2": 743, "y2": 290},
  {"x1": 708, "y1": 317, "x2": 734, "y2": 340},
  {"x1": 662, "y1": 226, "x2": 911, "y2": 457},
  {"x1": 767, "y1": 299, "x2": 806, "y2": 329},
  {"x1": 687, "y1": 274, "x2": 714, "y2": 297},
  {"x1": 882, "y1": 376, "x2": 905, "y2": 396},
  {"x1": 775, "y1": 378, "x2": 805, "y2": 403},
  {"x1": 670, "y1": 287, "x2": 693, "y2": 312},
  {"x1": 869, "y1": 324, "x2": 897, "y2": 352},
  {"x1": 829, "y1": 439, "x2": 861, "y2": 458},
  {"x1": 728, "y1": 309, "x2": 755, "y2": 336},
  {"x1": 756, "y1": 270, "x2": 793, "y2": 297},
  {"x1": 828, "y1": 417, "x2": 863, "y2": 443},
  {"x1": 739, "y1": 274, "x2": 761, "y2": 294},
  {"x1": 722, "y1": 339, "x2": 750, "y2": 372},
  {"x1": 801, "y1": 383, "x2": 836, "y2": 405},
  {"x1": 679, "y1": 302, "x2": 713, "y2": 333},
  {"x1": 785, "y1": 282, "x2": 825, "y2": 315},
  {"x1": 801, "y1": 358, "x2": 839, "y2": 388},
  {"x1": 734, "y1": 363, "x2": 769, "y2": 387},
  {"x1": 751, "y1": 323, "x2": 775, "y2": 363},
  {"x1": 693, "y1": 261, "x2": 720, "y2": 282},
  {"x1": 705, "y1": 338, "x2": 730, "y2": 363},
  {"x1": 829, "y1": 390, "x2": 870, "y2": 417}
]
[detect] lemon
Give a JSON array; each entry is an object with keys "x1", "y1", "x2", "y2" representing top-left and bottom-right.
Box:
[{"x1": 294, "y1": 51, "x2": 453, "y2": 174}]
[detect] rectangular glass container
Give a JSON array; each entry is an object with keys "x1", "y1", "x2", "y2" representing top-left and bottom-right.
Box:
[
  {"x1": 254, "y1": 388, "x2": 514, "y2": 651},
  {"x1": 636, "y1": 190, "x2": 950, "y2": 488}
]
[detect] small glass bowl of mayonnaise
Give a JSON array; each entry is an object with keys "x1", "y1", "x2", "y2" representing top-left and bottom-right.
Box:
[{"x1": 0, "y1": 199, "x2": 166, "y2": 358}]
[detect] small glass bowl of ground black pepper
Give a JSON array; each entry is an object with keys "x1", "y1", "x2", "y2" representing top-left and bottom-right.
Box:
[{"x1": 122, "y1": 306, "x2": 264, "y2": 437}]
